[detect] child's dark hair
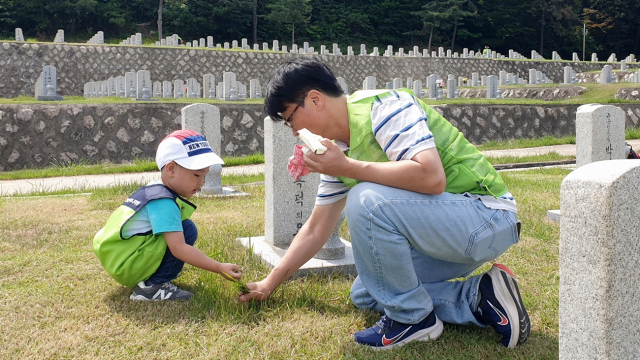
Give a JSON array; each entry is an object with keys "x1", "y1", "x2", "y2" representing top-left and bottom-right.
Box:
[{"x1": 264, "y1": 58, "x2": 344, "y2": 122}]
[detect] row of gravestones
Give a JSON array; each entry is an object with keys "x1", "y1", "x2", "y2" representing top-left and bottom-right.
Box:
[
  {"x1": 12, "y1": 27, "x2": 637, "y2": 64},
  {"x1": 83, "y1": 70, "x2": 262, "y2": 101},
  {"x1": 536, "y1": 103, "x2": 640, "y2": 359},
  {"x1": 178, "y1": 102, "x2": 354, "y2": 277}
]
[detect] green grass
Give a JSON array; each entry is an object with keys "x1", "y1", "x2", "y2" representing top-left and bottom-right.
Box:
[
  {"x1": 477, "y1": 136, "x2": 576, "y2": 151},
  {"x1": 0, "y1": 95, "x2": 265, "y2": 105},
  {"x1": 0, "y1": 168, "x2": 564, "y2": 359},
  {"x1": 486, "y1": 152, "x2": 574, "y2": 165},
  {"x1": 0, "y1": 153, "x2": 264, "y2": 181}
]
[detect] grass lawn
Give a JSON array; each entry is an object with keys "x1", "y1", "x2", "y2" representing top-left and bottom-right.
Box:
[{"x1": 0, "y1": 168, "x2": 564, "y2": 359}]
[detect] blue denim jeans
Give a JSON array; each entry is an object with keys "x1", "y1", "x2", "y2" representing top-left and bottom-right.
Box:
[
  {"x1": 146, "y1": 219, "x2": 198, "y2": 284},
  {"x1": 346, "y1": 182, "x2": 519, "y2": 326}
]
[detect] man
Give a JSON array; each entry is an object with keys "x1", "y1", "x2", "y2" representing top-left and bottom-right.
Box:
[{"x1": 239, "y1": 58, "x2": 530, "y2": 350}]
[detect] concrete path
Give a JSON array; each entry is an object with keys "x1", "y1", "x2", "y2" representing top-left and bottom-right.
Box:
[{"x1": 2, "y1": 141, "x2": 640, "y2": 196}]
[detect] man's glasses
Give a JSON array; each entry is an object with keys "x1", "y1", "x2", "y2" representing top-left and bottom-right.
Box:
[{"x1": 283, "y1": 96, "x2": 306, "y2": 129}]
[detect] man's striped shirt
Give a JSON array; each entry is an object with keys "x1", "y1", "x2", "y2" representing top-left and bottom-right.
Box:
[{"x1": 315, "y1": 90, "x2": 516, "y2": 213}]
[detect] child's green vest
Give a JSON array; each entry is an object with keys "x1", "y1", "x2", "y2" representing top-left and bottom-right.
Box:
[
  {"x1": 93, "y1": 184, "x2": 196, "y2": 287},
  {"x1": 337, "y1": 89, "x2": 508, "y2": 197}
]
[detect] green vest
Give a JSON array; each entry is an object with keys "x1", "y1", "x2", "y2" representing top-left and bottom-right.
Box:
[
  {"x1": 93, "y1": 184, "x2": 196, "y2": 287},
  {"x1": 337, "y1": 89, "x2": 508, "y2": 197}
]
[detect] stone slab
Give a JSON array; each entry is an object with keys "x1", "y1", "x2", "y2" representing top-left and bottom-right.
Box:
[
  {"x1": 237, "y1": 236, "x2": 356, "y2": 278},
  {"x1": 547, "y1": 209, "x2": 560, "y2": 223}
]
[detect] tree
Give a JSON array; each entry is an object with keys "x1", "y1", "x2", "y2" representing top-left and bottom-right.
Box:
[
  {"x1": 266, "y1": 0, "x2": 312, "y2": 44},
  {"x1": 158, "y1": 0, "x2": 163, "y2": 40},
  {"x1": 415, "y1": 0, "x2": 476, "y2": 52},
  {"x1": 531, "y1": 0, "x2": 578, "y2": 56}
]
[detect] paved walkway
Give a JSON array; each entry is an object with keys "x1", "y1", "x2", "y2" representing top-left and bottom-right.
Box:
[{"x1": 2, "y1": 141, "x2": 639, "y2": 196}]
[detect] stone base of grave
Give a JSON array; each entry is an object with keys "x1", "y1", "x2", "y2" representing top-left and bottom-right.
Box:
[
  {"x1": 37, "y1": 95, "x2": 63, "y2": 101},
  {"x1": 197, "y1": 186, "x2": 248, "y2": 197},
  {"x1": 547, "y1": 209, "x2": 561, "y2": 223},
  {"x1": 237, "y1": 236, "x2": 357, "y2": 279},
  {"x1": 134, "y1": 98, "x2": 159, "y2": 101}
]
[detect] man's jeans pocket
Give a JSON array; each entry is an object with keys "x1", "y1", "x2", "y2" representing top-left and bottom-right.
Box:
[{"x1": 465, "y1": 210, "x2": 518, "y2": 263}]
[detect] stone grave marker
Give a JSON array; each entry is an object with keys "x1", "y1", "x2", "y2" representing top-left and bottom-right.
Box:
[
  {"x1": 152, "y1": 81, "x2": 162, "y2": 98},
  {"x1": 173, "y1": 79, "x2": 185, "y2": 98},
  {"x1": 249, "y1": 79, "x2": 262, "y2": 99},
  {"x1": 426, "y1": 74, "x2": 437, "y2": 99},
  {"x1": 486, "y1": 75, "x2": 498, "y2": 99},
  {"x1": 471, "y1": 72, "x2": 479, "y2": 87},
  {"x1": 575, "y1": 104, "x2": 626, "y2": 167},
  {"x1": 273, "y1": 40, "x2": 279, "y2": 52},
  {"x1": 392, "y1": 78, "x2": 403, "y2": 89},
  {"x1": 207, "y1": 36, "x2": 213, "y2": 48},
  {"x1": 124, "y1": 72, "x2": 136, "y2": 98},
  {"x1": 162, "y1": 81, "x2": 172, "y2": 98},
  {"x1": 336, "y1": 77, "x2": 348, "y2": 95},
  {"x1": 262, "y1": 42, "x2": 269, "y2": 51},
  {"x1": 362, "y1": 76, "x2": 376, "y2": 90},
  {"x1": 560, "y1": 160, "x2": 640, "y2": 360},
  {"x1": 186, "y1": 78, "x2": 199, "y2": 98},
  {"x1": 413, "y1": 80, "x2": 424, "y2": 98},
  {"x1": 35, "y1": 65, "x2": 63, "y2": 101},
  {"x1": 203, "y1": 74, "x2": 216, "y2": 99},
  {"x1": 180, "y1": 103, "x2": 235, "y2": 196},
  {"x1": 592, "y1": 53, "x2": 598, "y2": 62},
  {"x1": 237, "y1": 117, "x2": 356, "y2": 277},
  {"x1": 15, "y1": 28, "x2": 24, "y2": 42},
  {"x1": 600, "y1": 65, "x2": 613, "y2": 84},
  {"x1": 222, "y1": 72, "x2": 237, "y2": 101},
  {"x1": 135, "y1": 70, "x2": 155, "y2": 101},
  {"x1": 447, "y1": 78, "x2": 458, "y2": 99}
]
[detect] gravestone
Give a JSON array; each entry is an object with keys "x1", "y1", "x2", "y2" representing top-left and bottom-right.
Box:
[
  {"x1": 573, "y1": 52, "x2": 580, "y2": 61},
  {"x1": 371, "y1": 47, "x2": 378, "y2": 56},
  {"x1": 386, "y1": 45, "x2": 393, "y2": 57},
  {"x1": 54, "y1": 30, "x2": 64, "y2": 43},
  {"x1": 186, "y1": 78, "x2": 199, "y2": 98},
  {"x1": 282, "y1": 45, "x2": 287, "y2": 53},
  {"x1": 362, "y1": 76, "x2": 376, "y2": 90},
  {"x1": 486, "y1": 75, "x2": 498, "y2": 99},
  {"x1": 499, "y1": 70, "x2": 508, "y2": 85},
  {"x1": 592, "y1": 53, "x2": 598, "y2": 62},
  {"x1": 385, "y1": 82, "x2": 393, "y2": 90},
  {"x1": 620, "y1": 60, "x2": 627, "y2": 71},
  {"x1": 162, "y1": 81, "x2": 172, "y2": 98},
  {"x1": 426, "y1": 74, "x2": 437, "y2": 99},
  {"x1": 203, "y1": 74, "x2": 216, "y2": 99},
  {"x1": 347, "y1": 46, "x2": 354, "y2": 56},
  {"x1": 392, "y1": 78, "x2": 403, "y2": 89},
  {"x1": 253, "y1": 44, "x2": 259, "y2": 51},
  {"x1": 242, "y1": 38, "x2": 249, "y2": 50},
  {"x1": 15, "y1": 28, "x2": 24, "y2": 42},
  {"x1": 360, "y1": 44, "x2": 366, "y2": 56},
  {"x1": 263, "y1": 42, "x2": 269, "y2": 51},
  {"x1": 412, "y1": 80, "x2": 424, "y2": 98},
  {"x1": 528, "y1": 69, "x2": 537, "y2": 85},
  {"x1": 222, "y1": 72, "x2": 237, "y2": 101},
  {"x1": 207, "y1": 36, "x2": 213, "y2": 48},
  {"x1": 124, "y1": 72, "x2": 136, "y2": 98},
  {"x1": 447, "y1": 78, "x2": 458, "y2": 99},
  {"x1": 232, "y1": 40, "x2": 238, "y2": 48},
  {"x1": 575, "y1": 104, "x2": 626, "y2": 167},
  {"x1": 471, "y1": 72, "x2": 479, "y2": 87},
  {"x1": 600, "y1": 65, "x2": 613, "y2": 84},
  {"x1": 224, "y1": 42, "x2": 229, "y2": 50},
  {"x1": 559, "y1": 160, "x2": 640, "y2": 360},
  {"x1": 607, "y1": 53, "x2": 616, "y2": 62},
  {"x1": 173, "y1": 79, "x2": 185, "y2": 98},
  {"x1": 152, "y1": 81, "x2": 162, "y2": 98},
  {"x1": 237, "y1": 117, "x2": 356, "y2": 277},
  {"x1": 336, "y1": 77, "x2": 349, "y2": 95},
  {"x1": 35, "y1": 65, "x2": 63, "y2": 101},
  {"x1": 273, "y1": 40, "x2": 279, "y2": 52},
  {"x1": 563, "y1": 66, "x2": 573, "y2": 84},
  {"x1": 107, "y1": 77, "x2": 116, "y2": 97},
  {"x1": 135, "y1": 70, "x2": 155, "y2": 101},
  {"x1": 181, "y1": 103, "x2": 234, "y2": 196},
  {"x1": 249, "y1": 79, "x2": 262, "y2": 99}
]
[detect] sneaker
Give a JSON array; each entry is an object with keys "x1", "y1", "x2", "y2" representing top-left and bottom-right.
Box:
[
  {"x1": 475, "y1": 263, "x2": 530, "y2": 348},
  {"x1": 130, "y1": 281, "x2": 192, "y2": 301},
  {"x1": 353, "y1": 311, "x2": 443, "y2": 350}
]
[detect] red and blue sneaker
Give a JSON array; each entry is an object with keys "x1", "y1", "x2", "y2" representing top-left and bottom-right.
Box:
[
  {"x1": 475, "y1": 263, "x2": 531, "y2": 348},
  {"x1": 353, "y1": 311, "x2": 443, "y2": 350}
]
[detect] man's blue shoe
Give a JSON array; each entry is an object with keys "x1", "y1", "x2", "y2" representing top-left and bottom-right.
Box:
[
  {"x1": 475, "y1": 263, "x2": 531, "y2": 348},
  {"x1": 353, "y1": 311, "x2": 443, "y2": 350}
]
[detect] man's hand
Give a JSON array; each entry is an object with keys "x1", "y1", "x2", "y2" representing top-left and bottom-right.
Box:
[
  {"x1": 237, "y1": 280, "x2": 274, "y2": 302},
  {"x1": 302, "y1": 138, "x2": 351, "y2": 177}
]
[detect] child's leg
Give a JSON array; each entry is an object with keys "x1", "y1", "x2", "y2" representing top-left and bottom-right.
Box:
[{"x1": 146, "y1": 219, "x2": 198, "y2": 284}]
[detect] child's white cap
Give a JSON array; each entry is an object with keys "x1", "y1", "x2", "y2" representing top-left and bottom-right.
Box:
[{"x1": 156, "y1": 129, "x2": 224, "y2": 170}]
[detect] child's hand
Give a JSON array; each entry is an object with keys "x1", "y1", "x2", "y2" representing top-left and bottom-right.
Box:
[{"x1": 219, "y1": 263, "x2": 242, "y2": 281}]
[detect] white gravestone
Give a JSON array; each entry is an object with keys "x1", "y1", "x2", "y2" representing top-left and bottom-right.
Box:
[
  {"x1": 413, "y1": 80, "x2": 424, "y2": 98},
  {"x1": 181, "y1": 103, "x2": 234, "y2": 196},
  {"x1": 560, "y1": 160, "x2": 640, "y2": 360},
  {"x1": 336, "y1": 77, "x2": 348, "y2": 95},
  {"x1": 249, "y1": 79, "x2": 262, "y2": 99},
  {"x1": 426, "y1": 74, "x2": 437, "y2": 99},
  {"x1": 186, "y1": 78, "x2": 199, "y2": 99},
  {"x1": 575, "y1": 104, "x2": 626, "y2": 167},
  {"x1": 486, "y1": 75, "x2": 498, "y2": 99},
  {"x1": 135, "y1": 70, "x2": 155, "y2": 101},
  {"x1": 152, "y1": 81, "x2": 162, "y2": 98},
  {"x1": 124, "y1": 72, "x2": 136, "y2": 98},
  {"x1": 15, "y1": 28, "x2": 24, "y2": 42},
  {"x1": 162, "y1": 81, "x2": 172, "y2": 98},
  {"x1": 222, "y1": 72, "x2": 237, "y2": 101},
  {"x1": 108, "y1": 77, "x2": 117, "y2": 97},
  {"x1": 173, "y1": 79, "x2": 185, "y2": 98},
  {"x1": 36, "y1": 65, "x2": 63, "y2": 101},
  {"x1": 362, "y1": 76, "x2": 376, "y2": 90},
  {"x1": 237, "y1": 117, "x2": 356, "y2": 277},
  {"x1": 392, "y1": 78, "x2": 403, "y2": 89},
  {"x1": 203, "y1": 74, "x2": 216, "y2": 99}
]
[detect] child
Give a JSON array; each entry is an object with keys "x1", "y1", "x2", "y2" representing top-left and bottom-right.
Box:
[{"x1": 93, "y1": 129, "x2": 242, "y2": 301}]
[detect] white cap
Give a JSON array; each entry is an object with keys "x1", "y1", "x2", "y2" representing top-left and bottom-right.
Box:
[{"x1": 156, "y1": 129, "x2": 224, "y2": 170}]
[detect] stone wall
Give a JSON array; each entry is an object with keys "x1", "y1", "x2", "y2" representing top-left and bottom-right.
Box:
[
  {"x1": 3, "y1": 102, "x2": 640, "y2": 171},
  {"x1": 0, "y1": 41, "x2": 617, "y2": 99}
]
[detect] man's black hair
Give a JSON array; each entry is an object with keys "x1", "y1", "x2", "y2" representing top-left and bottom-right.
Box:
[{"x1": 264, "y1": 58, "x2": 344, "y2": 122}]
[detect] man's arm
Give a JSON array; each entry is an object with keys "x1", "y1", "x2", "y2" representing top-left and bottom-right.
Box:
[
  {"x1": 238, "y1": 197, "x2": 347, "y2": 301},
  {"x1": 304, "y1": 140, "x2": 446, "y2": 195}
]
